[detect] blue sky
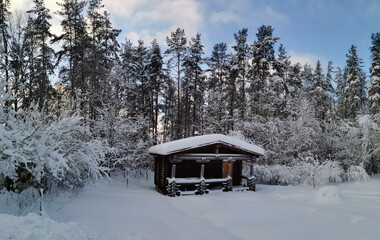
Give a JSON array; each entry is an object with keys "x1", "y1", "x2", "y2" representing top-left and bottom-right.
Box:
[{"x1": 12, "y1": 0, "x2": 380, "y2": 74}]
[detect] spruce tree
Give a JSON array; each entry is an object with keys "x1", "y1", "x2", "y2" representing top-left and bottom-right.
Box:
[
  {"x1": 342, "y1": 45, "x2": 366, "y2": 119},
  {"x1": 132, "y1": 39, "x2": 149, "y2": 118},
  {"x1": 368, "y1": 32, "x2": 380, "y2": 115},
  {"x1": 120, "y1": 38, "x2": 137, "y2": 116},
  {"x1": 248, "y1": 25, "x2": 279, "y2": 118}
]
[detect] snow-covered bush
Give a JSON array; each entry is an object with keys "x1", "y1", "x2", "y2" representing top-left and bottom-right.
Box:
[
  {"x1": 292, "y1": 160, "x2": 343, "y2": 187},
  {"x1": 292, "y1": 162, "x2": 314, "y2": 185},
  {"x1": 313, "y1": 161, "x2": 344, "y2": 185},
  {"x1": 252, "y1": 165, "x2": 272, "y2": 184},
  {"x1": 250, "y1": 164, "x2": 293, "y2": 185},
  {"x1": 346, "y1": 166, "x2": 370, "y2": 182},
  {"x1": 269, "y1": 164, "x2": 294, "y2": 185},
  {"x1": 358, "y1": 115, "x2": 380, "y2": 174},
  {"x1": 0, "y1": 104, "x2": 110, "y2": 192}
]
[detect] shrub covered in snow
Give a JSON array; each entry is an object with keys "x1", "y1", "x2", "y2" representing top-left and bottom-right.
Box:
[
  {"x1": 251, "y1": 165, "x2": 272, "y2": 184},
  {"x1": 0, "y1": 105, "x2": 111, "y2": 192},
  {"x1": 252, "y1": 160, "x2": 344, "y2": 186},
  {"x1": 346, "y1": 166, "x2": 370, "y2": 182},
  {"x1": 316, "y1": 161, "x2": 344, "y2": 185},
  {"x1": 268, "y1": 164, "x2": 294, "y2": 185}
]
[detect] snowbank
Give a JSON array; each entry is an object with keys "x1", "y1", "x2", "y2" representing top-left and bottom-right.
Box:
[
  {"x1": 314, "y1": 186, "x2": 343, "y2": 204},
  {"x1": 0, "y1": 213, "x2": 92, "y2": 240},
  {"x1": 2, "y1": 175, "x2": 380, "y2": 240}
]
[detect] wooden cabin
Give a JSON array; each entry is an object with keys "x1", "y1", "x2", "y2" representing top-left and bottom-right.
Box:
[{"x1": 149, "y1": 134, "x2": 265, "y2": 196}]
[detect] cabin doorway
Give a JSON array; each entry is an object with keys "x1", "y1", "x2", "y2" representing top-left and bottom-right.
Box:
[{"x1": 222, "y1": 162, "x2": 233, "y2": 178}]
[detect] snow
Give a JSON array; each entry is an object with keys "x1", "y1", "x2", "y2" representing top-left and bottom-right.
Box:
[
  {"x1": 314, "y1": 186, "x2": 342, "y2": 204},
  {"x1": 2, "y1": 176, "x2": 380, "y2": 239},
  {"x1": 149, "y1": 134, "x2": 265, "y2": 156},
  {"x1": 0, "y1": 213, "x2": 91, "y2": 240}
]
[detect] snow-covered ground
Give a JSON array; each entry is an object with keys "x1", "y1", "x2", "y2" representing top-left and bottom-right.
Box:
[{"x1": 2, "y1": 176, "x2": 380, "y2": 240}]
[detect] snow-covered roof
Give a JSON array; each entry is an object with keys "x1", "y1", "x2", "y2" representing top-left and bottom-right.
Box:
[{"x1": 149, "y1": 134, "x2": 264, "y2": 156}]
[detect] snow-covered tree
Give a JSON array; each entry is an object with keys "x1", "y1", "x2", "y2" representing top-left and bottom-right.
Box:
[
  {"x1": 165, "y1": 28, "x2": 187, "y2": 139},
  {"x1": 26, "y1": 0, "x2": 55, "y2": 112},
  {"x1": 231, "y1": 28, "x2": 249, "y2": 121},
  {"x1": 146, "y1": 39, "x2": 165, "y2": 143},
  {"x1": 341, "y1": 45, "x2": 366, "y2": 119},
  {"x1": 248, "y1": 25, "x2": 279, "y2": 118},
  {"x1": 204, "y1": 42, "x2": 231, "y2": 133},
  {"x1": 368, "y1": 32, "x2": 380, "y2": 115},
  {"x1": 182, "y1": 33, "x2": 205, "y2": 136},
  {"x1": 358, "y1": 115, "x2": 380, "y2": 174},
  {"x1": 0, "y1": 93, "x2": 110, "y2": 192}
]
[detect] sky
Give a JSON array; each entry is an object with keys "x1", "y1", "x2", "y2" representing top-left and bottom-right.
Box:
[{"x1": 10, "y1": 0, "x2": 380, "y2": 74}]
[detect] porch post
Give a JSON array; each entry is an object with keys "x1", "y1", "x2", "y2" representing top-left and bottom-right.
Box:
[
  {"x1": 200, "y1": 164, "x2": 205, "y2": 179},
  {"x1": 196, "y1": 164, "x2": 208, "y2": 195},
  {"x1": 227, "y1": 163, "x2": 231, "y2": 178},
  {"x1": 223, "y1": 163, "x2": 233, "y2": 192},
  {"x1": 171, "y1": 164, "x2": 176, "y2": 179},
  {"x1": 167, "y1": 164, "x2": 179, "y2": 197},
  {"x1": 248, "y1": 161, "x2": 256, "y2": 191}
]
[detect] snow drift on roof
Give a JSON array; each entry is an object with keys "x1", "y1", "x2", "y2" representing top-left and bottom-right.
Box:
[{"x1": 149, "y1": 134, "x2": 264, "y2": 156}]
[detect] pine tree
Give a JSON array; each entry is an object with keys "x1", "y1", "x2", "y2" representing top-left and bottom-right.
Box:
[
  {"x1": 54, "y1": 0, "x2": 89, "y2": 110},
  {"x1": 205, "y1": 42, "x2": 231, "y2": 133},
  {"x1": 231, "y1": 28, "x2": 249, "y2": 121},
  {"x1": 146, "y1": 39, "x2": 165, "y2": 143},
  {"x1": 86, "y1": 0, "x2": 104, "y2": 119},
  {"x1": 368, "y1": 32, "x2": 380, "y2": 115},
  {"x1": 26, "y1": 0, "x2": 55, "y2": 112},
  {"x1": 165, "y1": 28, "x2": 187, "y2": 139},
  {"x1": 0, "y1": 0, "x2": 10, "y2": 86},
  {"x1": 8, "y1": 13, "x2": 28, "y2": 112},
  {"x1": 182, "y1": 33, "x2": 205, "y2": 136}
]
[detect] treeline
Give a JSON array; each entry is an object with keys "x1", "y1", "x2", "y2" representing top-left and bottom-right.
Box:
[{"x1": 1, "y1": 0, "x2": 380, "y2": 192}]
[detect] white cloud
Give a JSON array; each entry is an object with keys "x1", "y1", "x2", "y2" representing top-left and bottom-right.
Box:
[
  {"x1": 10, "y1": 0, "x2": 62, "y2": 36},
  {"x1": 9, "y1": 0, "x2": 33, "y2": 12},
  {"x1": 103, "y1": 0, "x2": 203, "y2": 46},
  {"x1": 263, "y1": 6, "x2": 289, "y2": 24},
  {"x1": 210, "y1": 11, "x2": 239, "y2": 25},
  {"x1": 207, "y1": 0, "x2": 289, "y2": 28},
  {"x1": 289, "y1": 50, "x2": 328, "y2": 69},
  {"x1": 45, "y1": 1, "x2": 63, "y2": 36}
]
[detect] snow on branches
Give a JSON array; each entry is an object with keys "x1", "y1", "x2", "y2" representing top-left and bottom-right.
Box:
[{"x1": 0, "y1": 103, "x2": 110, "y2": 192}]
